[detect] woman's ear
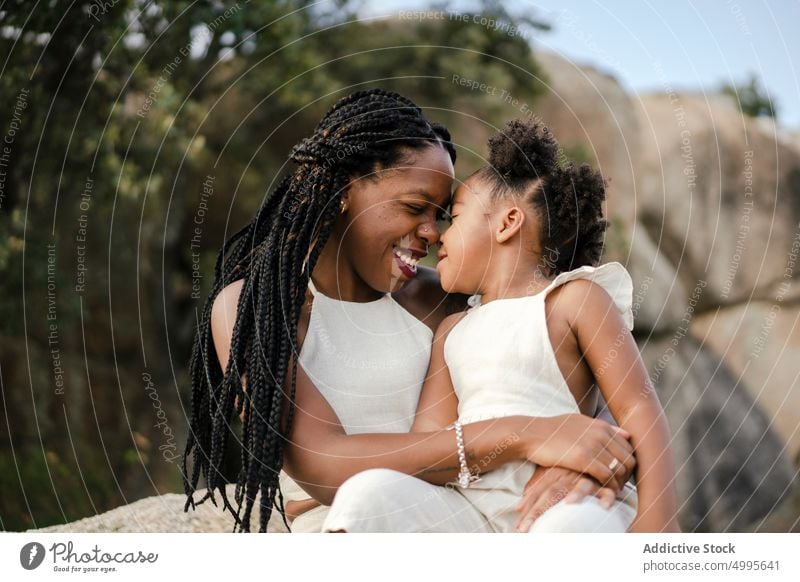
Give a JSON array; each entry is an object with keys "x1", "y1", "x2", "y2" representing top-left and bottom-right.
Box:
[
  {"x1": 338, "y1": 181, "x2": 356, "y2": 215},
  {"x1": 340, "y1": 171, "x2": 365, "y2": 213},
  {"x1": 495, "y1": 206, "x2": 525, "y2": 243}
]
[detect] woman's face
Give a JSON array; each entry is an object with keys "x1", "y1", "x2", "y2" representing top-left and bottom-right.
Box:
[
  {"x1": 336, "y1": 144, "x2": 455, "y2": 294},
  {"x1": 436, "y1": 175, "x2": 496, "y2": 294}
]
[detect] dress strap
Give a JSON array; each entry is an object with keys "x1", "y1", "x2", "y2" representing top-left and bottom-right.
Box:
[
  {"x1": 307, "y1": 277, "x2": 319, "y2": 297},
  {"x1": 543, "y1": 262, "x2": 635, "y2": 330}
]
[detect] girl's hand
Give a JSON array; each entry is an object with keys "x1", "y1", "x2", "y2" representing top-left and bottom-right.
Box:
[{"x1": 522, "y1": 414, "x2": 636, "y2": 487}]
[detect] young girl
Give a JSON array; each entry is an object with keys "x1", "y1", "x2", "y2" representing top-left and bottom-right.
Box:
[{"x1": 419, "y1": 118, "x2": 679, "y2": 532}]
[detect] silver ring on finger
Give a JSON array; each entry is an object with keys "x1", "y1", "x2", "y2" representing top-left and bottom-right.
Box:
[{"x1": 608, "y1": 457, "x2": 620, "y2": 471}]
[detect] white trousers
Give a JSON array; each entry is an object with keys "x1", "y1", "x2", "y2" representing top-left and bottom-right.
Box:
[{"x1": 314, "y1": 468, "x2": 638, "y2": 533}]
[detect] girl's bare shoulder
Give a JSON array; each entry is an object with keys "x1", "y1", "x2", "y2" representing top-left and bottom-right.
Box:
[{"x1": 545, "y1": 277, "x2": 619, "y2": 328}]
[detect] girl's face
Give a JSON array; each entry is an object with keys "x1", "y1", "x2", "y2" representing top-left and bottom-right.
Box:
[
  {"x1": 435, "y1": 175, "x2": 496, "y2": 294},
  {"x1": 336, "y1": 144, "x2": 454, "y2": 294}
]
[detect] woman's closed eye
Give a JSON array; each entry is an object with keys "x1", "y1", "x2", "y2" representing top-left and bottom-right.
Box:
[
  {"x1": 406, "y1": 204, "x2": 427, "y2": 216},
  {"x1": 406, "y1": 203, "x2": 451, "y2": 223}
]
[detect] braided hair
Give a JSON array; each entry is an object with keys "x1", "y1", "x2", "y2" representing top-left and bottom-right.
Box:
[
  {"x1": 476, "y1": 118, "x2": 608, "y2": 276},
  {"x1": 182, "y1": 89, "x2": 456, "y2": 533}
]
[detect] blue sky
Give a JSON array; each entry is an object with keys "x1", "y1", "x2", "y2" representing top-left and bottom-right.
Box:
[{"x1": 360, "y1": 0, "x2": 800, "y2": 130}]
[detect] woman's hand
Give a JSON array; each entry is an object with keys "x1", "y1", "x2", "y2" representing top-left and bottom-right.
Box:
[
  {"x1": 521, "y1": 414, "x2": 636, "y2": 487},
  {"x1": 514, "y1": 466, "x2": 618, "y2": 532},
  {"x1": 515, "y1": 462, "x2": 638, "y2": 533}
]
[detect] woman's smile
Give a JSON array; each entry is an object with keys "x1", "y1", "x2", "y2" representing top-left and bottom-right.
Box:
[{"x1": 393, "y1": 244, "x2": 426, "y2": 278}]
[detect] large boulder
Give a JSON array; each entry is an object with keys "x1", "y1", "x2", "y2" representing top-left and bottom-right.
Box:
[
  {"x1": 25, "y1": 485, "x2": 289, "y2": 533},
  {"x1": 634, "y1": 93, "x2": 800, "y2": 309},
  {"x1": 634, "y1": 91, "x2": 800, "y2": 459},
  {"x1": 535, "y1": 50, "x2": 800, "y2": 531},
  {"x1": 639, "y1": 335, "x2": 797, "y2": 531},
  {"x1": 534, "y1": 51, "x2": 640, "y2": 229},
  {"x1": 692, "y1": 303, "x2": 800, "y2": 459}
]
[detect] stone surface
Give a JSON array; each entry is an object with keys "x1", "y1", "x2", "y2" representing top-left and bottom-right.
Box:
[
  {"x1": 639, "y1": 335, "x2": 797, "y2": 532},
  {"x1": 634, "y1": 92, "x2": 800, "y2": 309},
  {"x1": 692, "y1": 302, "x2": 800, "y2": 458},
  {"x1": 25, "y1": 485, "x2": 289, "y2": 534},
  {"x1": 535, "y1": 51, "x2": 800, "y2": 531}
]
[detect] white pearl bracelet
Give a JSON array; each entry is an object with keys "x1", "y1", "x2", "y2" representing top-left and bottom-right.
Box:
[{"x1": 446, "y1": 420, "x2": 481, "y2": 488}]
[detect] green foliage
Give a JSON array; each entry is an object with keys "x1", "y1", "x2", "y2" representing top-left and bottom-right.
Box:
[
  {"x1": 0, "y1": 0, "x2": 549, "y2": 529},
  {"x1": 722, "y1": 75, "x2": 778, "y2": 119},
  {"x1": 0, "y1": 446, "x2": 116, "y2": 531}
]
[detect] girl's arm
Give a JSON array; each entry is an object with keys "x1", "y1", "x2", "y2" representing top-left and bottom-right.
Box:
[
  {"x1": 565, "y1": 279, "x2": 681, "y2": 532},
  {"x1": 409, "y1": 312, "x2": 463, "y2": 433},
  {"x1": 408, "y1": 312, "x2": 635, "y2": 489}
]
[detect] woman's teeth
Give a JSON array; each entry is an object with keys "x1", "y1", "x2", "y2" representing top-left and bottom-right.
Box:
[{"x1": 395, "y1": 250, "x2": 419, "y2": 270}]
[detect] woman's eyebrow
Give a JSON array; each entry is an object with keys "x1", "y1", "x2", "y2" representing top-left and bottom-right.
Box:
[
  {"x1": 402, "y1": 189, "x2": 452, "y2": 211},
  {"x1": 402, "y1": 188, "x2": 434, "y2": 201}
]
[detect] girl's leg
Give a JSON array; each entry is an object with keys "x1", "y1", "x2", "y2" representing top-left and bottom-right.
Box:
[
  {"x1": 321, "y1": 468, "x2": 493, "y2": 532},
  {"x1": 527, "y1": 483, "x2": 638, "y2": 533},
  {"x1": 288, "y1": 503, "x2": 331, "y2": 532}
]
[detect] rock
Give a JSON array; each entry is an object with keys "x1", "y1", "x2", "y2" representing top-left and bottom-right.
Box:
[
  {"x1": 24, "y1": 485, "x2": 289, "y2": 533},
  {"x1": 692, "y1": 302, "x2": 800, "y2": 459},
  {"x1": 639, "y1": 335, "x2": 797, "y2": 531},
  {"x1": 750, "y1": 479, "x2": 800, "y2": 532},
  {"x1": 627, "y1": 224, "x2": 689, "y2": 333},
  {"x1": 534, "y1": 50, "x2": 800, "y2": 531},
  {"x1": 534, "y1": 51, "x2": 640, "y2": 229},
  {"x1": 634, "y1": 92, "x2": 800, "y2": 309}
]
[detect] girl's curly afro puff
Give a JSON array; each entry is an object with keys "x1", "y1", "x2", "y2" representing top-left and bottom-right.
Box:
[{"x1": 477, "y1": 117, "x2": 608, "y2": 276}]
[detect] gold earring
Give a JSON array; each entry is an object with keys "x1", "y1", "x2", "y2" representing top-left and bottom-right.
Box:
[{"x1": 340, "y1": 199, "x2": 348, "y2": 213}]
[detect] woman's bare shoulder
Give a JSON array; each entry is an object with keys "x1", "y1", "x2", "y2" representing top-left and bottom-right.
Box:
[
  {"x1": 211, "y1": 278, "x2": 313, "y2": 347},
  {"x1": 211, "y1": 280, "x2": 245, "y2": 325}
]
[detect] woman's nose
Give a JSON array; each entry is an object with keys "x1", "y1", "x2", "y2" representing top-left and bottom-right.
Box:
[{"x1": 418, "y1": 220, "x2": 441, "y2": 246}]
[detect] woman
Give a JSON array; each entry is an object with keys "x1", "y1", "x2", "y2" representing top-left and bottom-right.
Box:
[{"x1": 182, "y1": 89, "x2": 635, "y2": 533}]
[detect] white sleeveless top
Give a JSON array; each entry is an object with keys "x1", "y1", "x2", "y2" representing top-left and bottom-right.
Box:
[
  {"x1": 446, "y1": 262, "x2": 635, "y2": 424},
  {"x1": 445, "y1": 262, "x2": 638, "y2": 531},
  {"x1": 298, "y1": 278, "x2": 433, "y2": 433},
  {"x1": 279, "y1": 278, "x2": 434, "y2": 505}
]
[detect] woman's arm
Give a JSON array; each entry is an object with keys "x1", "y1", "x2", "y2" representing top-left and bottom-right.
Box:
[
  {"x1": 280, "y1": 360, "x2": 524, "y2": 504},
  {"x1": 281, "y1": 353, "x2": 634, "y2": 504},
  {"x1": 212, "y1": 281, "x2": 634, "y2": 506},
  {"x1": 566, "y1": 279, "x2": 681, "y2": 532}
]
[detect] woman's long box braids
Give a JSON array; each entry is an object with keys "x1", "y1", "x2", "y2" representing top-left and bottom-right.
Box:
[{"x1": 182, "y1": 89, "x2": 456, "y2": 532}]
